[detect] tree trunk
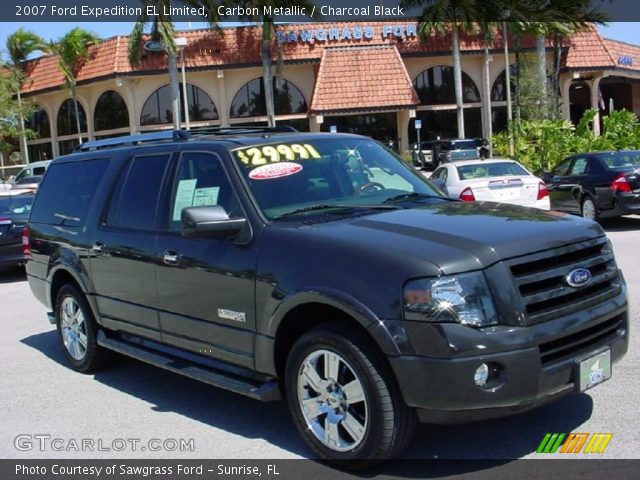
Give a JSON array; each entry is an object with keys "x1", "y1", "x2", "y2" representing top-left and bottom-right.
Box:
[
  {"x1": 482, "y1": 27, "x2": 492, "y2": 154},
  {"x1": 167, "y1": 50, "x2": 182, "y2": 130},
  {"x1": 16, "y1": 88, "x2": 29, "y2": 163},
  {"x1": 502, "y1": 21, "x2": 514, "y2": 157},
  {"x1": 514, "y1": 33, "x2": 521, "y2": 127},
  {"x1": 262, "y1": 19, "x2": 275, "y2": 128},
  {"x1": 536, "y1": 34, "x2": 547, "y2": 115},
  {"x1": 551, "y1": 34, "x2": 562, "y2": 119},
  {"x1": 72, "y1": 84, "x2": 83, "y2": 144},
  {"x1": 451, "y1": 26, "x2": 465, "y2": 139}
]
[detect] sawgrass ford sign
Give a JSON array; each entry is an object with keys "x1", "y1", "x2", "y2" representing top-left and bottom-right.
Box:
[{"x1": 276, "y1": 24, "x2": 417, "y2": 43}]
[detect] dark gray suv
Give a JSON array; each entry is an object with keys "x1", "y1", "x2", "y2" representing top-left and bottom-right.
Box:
[{"x1": 24, "y1": 129, "x2": 628, "y2": 464}]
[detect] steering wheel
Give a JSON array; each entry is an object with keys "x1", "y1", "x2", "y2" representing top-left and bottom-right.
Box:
[{"x1": 358, "y1": 182, "x2": 386, "y2": 194}]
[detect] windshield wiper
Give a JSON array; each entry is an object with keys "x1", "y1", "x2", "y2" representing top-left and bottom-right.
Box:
[
  {"x1": 383, "y1": 192, "x2": 453, "y2": 204},
  {"x1": 277, "y1": 204, "x2": 397, "y2": 219}
]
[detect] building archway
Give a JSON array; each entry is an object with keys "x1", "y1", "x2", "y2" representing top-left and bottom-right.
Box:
[
  {"x1": 57, "y1": 98, "x2": 89, "y2": 155},
  {"x1": 569, "y1": 81, "x2": 591, "y2": 125},
  {"x1": 94, "y1": 90, "x2": 130, "y2": 132},
  {"x1": 25, "y1": 106, "x2": 52, "y2": 161},
  {"x1": 229, "y1": 77, "x2": 308, "y2": 121},
  {"x1": 140, "y1": 83, "x2": 219, "y2": 126}
]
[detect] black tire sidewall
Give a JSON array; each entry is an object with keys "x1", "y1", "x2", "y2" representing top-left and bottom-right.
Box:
[
  {"x1": 55, "y1": 284, "x2": 100, "y2": 373},
  {"x1": 285, "y1": 327, "x2": 392, "y2": 461}
]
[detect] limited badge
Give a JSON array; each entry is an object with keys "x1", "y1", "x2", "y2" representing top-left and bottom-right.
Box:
[{"x1": 249, "y1": 162, "x2": 303, "y2": 180}]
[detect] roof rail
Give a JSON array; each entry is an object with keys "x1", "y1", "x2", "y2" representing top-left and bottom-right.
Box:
[
  {"x1": 189, "y1": 125, "x2": 298, "y2": 135},
  {"x1": 74, "y1": 130, "x2": 190, "y2": 152}
]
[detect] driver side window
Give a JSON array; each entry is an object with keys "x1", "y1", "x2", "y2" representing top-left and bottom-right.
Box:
[{"x1": 553, "y1": 158, "x2": 572, "y2": 176}]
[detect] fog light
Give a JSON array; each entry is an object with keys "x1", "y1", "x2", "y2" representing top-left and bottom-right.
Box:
[{"x1": 474, "y1": 364, "x2": 489, "y2": 386}]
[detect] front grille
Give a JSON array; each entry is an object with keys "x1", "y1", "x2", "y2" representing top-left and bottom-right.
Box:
[
  {"x1": 508, "y1": 238, "x2": 621, "y2": 324},
  {"x1": 539, "y1": 315, "x2": 623, "y2": 365}
]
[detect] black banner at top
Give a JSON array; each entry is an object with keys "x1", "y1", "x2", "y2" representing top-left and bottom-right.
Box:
[{"x1": 3, "y1": 0, "x2": 640, "y2": 22}]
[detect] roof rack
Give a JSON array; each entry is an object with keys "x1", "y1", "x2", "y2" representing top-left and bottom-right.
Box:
[
  {"x1": 189, "y1": 125, "x2": 298, "y2": 135},
  {"x1": 74, "y1": 130, "x2": 190, "y2": 152}
]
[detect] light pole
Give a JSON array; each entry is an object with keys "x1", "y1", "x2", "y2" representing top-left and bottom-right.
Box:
[{"x1": 176, "y1": 37, "x2": 190, "y2": 131}]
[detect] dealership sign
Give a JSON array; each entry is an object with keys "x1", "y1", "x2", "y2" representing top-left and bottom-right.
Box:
[
  {"x1": 618, "y1": 55, "x2": 634, "y2": 67},
  {"x1": 276, "y1": 24, "x2": 417, "y2": 44}
]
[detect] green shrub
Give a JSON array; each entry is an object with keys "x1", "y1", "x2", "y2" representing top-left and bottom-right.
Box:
[{"x1": 492, "y1": 109, "x2": 640, "y2": 173}]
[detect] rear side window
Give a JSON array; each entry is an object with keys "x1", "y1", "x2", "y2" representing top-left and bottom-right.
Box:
[
  {"x1": 30, "y1": 158, "x2": 109, "y2": 226},
  {"x1": 106, "y1": 154, "x2": 170, "y2": 231}
]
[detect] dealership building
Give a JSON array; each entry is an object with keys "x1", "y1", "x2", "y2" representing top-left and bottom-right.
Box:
[{"x1": 13, "y1": 21, "x2": 640, "y2": 162}]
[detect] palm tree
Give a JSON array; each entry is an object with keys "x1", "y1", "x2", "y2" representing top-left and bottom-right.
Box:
[
  {"x1": 129, "y1": 0, "x2": 182, "y2": 130},
  {"x1": 50, "y1": 28, "x2": 100, "y2": 144},
  {"x1": 224, "y1": 0, "x2": 317, "y2": 127},
  {"x1": 5, "y1": 28, "x2": 48, "y2": 163},
  {"x1": 401, "y1": 0, "x2": 495, "y2": 139}
]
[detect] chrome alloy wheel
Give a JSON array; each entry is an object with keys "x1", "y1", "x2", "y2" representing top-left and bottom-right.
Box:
[
  {"x1": 297, "y1": 349, "x2": 368, "y2": 452},
  {"x1": 582, "y1": 199, "x2": 596, "y2": 220},
  {"x1": 60, "y1": 296, "x2": 88, "y2": 361}
]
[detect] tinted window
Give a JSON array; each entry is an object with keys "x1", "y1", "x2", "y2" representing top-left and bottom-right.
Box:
[
  {"x1": 57, "y1": 99, "x2": 87, "y2": 136},
  {"x1": 597, "y1": 151, "x2": 640, "y2": 169},
  {"x1": 414, "y1": 66, "x2": 480, "y2": 105},
  {"x1": 106, "y1": 154, "x2": 169, "y2": 230},
  {"x1": 553, "y1": 158, "x2": 572, "y2": 176},
  {"x1": 94, "y1": 90, "x2": 129, "y2": 131},
  {"x1": 167, "y1": 152, "x2": 242, "y2": 231},
  {"x1": 140, "y1": 84, "x2": 219, "y2": 126},
  {"x1": 0, "y1": 195, "x2": 34, "y2": 215},
  {"x1": 30, "y1": 158, "x2": 109, "y2": 226},
  {"x1": 569, "y1": 158, "x2": 588, "y2": 175},
  {"x1": 230, "y1": 77, "x2": 307, "y2": 118}
]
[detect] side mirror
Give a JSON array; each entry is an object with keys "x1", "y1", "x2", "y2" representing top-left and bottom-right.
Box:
[
  {"x1": 431, "y1": 178, "x2": 448, "y2": 196},
  {"x1": 181, "y1": 206, "x2": 247, "y2": 237}
]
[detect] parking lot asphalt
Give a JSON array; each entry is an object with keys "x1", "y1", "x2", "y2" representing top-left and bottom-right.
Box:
[{"x1": 0, "y1": 216, "x2": 638, "y2": 460}]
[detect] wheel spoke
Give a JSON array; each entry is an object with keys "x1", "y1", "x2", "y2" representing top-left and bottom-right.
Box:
[
  {"x1": 77, "y1": 331, "x2": 88, "y2": 348},
  {"x1": 324, "y1": 352, "x2": 340, "y2": 382},
  {"x1": 301, "y1": 397, "x2": 324, "y2": 420},
  {"x1": 341, "y1": 412, "x2": 366, "y2": 443},
  {"x1": 301, "y1": 363, "x2": 325, "y2": 394},
  {"x1": 342, "y1": 379, "x2": 365, "y2": 404},
  {"x1": 324, "y1": 417, "x2": 340, "y2": 449}
]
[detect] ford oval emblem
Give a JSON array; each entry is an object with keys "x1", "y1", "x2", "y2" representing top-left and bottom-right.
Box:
[{"x1": 566, "y1": 268, "x2": 592, "y2": 288}]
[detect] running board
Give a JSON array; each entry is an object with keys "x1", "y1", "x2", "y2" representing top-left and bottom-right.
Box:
[{"x1": 97, "y1": 331, "x2": 281, "y2": 401}]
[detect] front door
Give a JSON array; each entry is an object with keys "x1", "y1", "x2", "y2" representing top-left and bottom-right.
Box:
[
  {"x1": 154, "y1": 150, "x2": 257, "y2": 369},
  {"x1": 547, "y1": 157, "x2": 577, "y2": 212}
]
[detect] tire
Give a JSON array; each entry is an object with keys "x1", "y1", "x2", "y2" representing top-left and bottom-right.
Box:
[
  {"x1": 285, "y1": 322, "x2": 416, "y2": 465},
  {"x1": 55, "y1": 284, "x2": 111, "y2": 373},
  {"x1": 581, "y1": 196, "x2": 599, "y2": 222}
]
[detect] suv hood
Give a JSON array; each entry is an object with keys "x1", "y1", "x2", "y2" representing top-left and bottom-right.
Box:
[{"x1": 307, "y1": 202, "x2": 604, "y2": 275}]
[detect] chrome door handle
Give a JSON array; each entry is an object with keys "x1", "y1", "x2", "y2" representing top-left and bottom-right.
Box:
[{"x1": 163, "y1": 251, "x2": 180, "y2": 266}]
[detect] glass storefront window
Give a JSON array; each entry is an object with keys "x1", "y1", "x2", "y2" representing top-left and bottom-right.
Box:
[
  {"x1": 409, "y1": 108, "x2": 482, "y2": 143},
  {"x1": 25, "y1": 107, "x2": 50, "y2": 138},
  {"x1": 140, "y1": 84, "x2": 218, "y2": 126},
  {"x1": 57, "y1": 99, "x2": 88, "y2": 136},
  {"x1": 58, "y1": 138, "x2": 88, "y2": 156},
  {"x1": 414, "y1": 66, "x2": 480, "y2": 105},
  {"x1": 27, "y1": 143, "x2": 53, "y2": 162},
  {"x1": 230, "y1": 78, "x2": 307, "y2": 118},
  {"x1": 95, "y1": 90, "x2": 130, "y2": 131}
]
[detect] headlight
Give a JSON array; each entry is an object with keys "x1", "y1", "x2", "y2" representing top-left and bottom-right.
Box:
[{"x1": 403, "y1": 272, "x2": 498, "y2": 327}]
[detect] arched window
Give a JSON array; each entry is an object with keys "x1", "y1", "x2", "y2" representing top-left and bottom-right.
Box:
[
  {"x1": 140, "y1": 84, "x2": 218, "y2": 126},
  {"x1": 230, "y1": 77, "x2": 307, "y2": 118},
  {"x1": 26, "y1": 106, "x2": 50, "y2": 138},
  {"x1": 491, "y1": 65, "x2": 517, "y2": 102},
  {"x1": 95, "y1": 90, "x2": 129, "y2": 131},
  {"x1": 414, "y1": 66, "x2": 480, "y2": 105},
  {"x1": 57, "y1": 98, "x2": 87, "y2": 136}
]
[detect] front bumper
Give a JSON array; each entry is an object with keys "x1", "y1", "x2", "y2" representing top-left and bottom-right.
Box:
[{"x1": 388, "y1": 301, "x2": 628, "y2": 424}]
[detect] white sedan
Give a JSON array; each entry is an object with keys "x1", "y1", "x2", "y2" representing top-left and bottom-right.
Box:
[{"x1": 430, "y1": 159, "x2": 551, "y2": 210}]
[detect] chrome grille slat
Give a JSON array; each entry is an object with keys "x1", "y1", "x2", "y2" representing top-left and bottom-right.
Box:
[
  {"x1": 514, "y1": 252, "x2": 614, "y2": 286},
  {"x1": 522, "y1": 268, "x2": 619, "y2": 304}
]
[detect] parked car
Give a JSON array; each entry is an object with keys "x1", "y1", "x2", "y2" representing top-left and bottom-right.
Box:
[
  {"x1": 431, "y1": 159, "x2": 550, "y2": 210},
  {"x1": 411, "y1": 140, "x2": 438, "y2": 170},
  {"x1": 9, "y1": 160, "x2": 51, "y2": 186},
  {"x1": 11, "y1": 175, "x2": 42, "y2": 192},
  {"x1": 24, "y1": 129, "x2": 628, "y2": 463},
  {"x1": 412, "y1": 139, "x2": 483, "y2": 171},
  {"x1": 542, "y1": 150, "x2": 640, "y2": 221},
  {"x1": 0, "y1": 191, "x2": 35, "y2": 271}
]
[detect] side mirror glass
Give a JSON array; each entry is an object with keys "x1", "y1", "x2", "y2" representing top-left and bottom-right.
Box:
[{"x1": 181, "y1": 206, "x2": 247, "y2": 237}]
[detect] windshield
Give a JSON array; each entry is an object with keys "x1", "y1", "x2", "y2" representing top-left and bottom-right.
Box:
[
  {"x1": 231, "y1": 137, "x2": 443, "y2": 219},
  {"x1": 444, "y1": 140, "x2": 477, "y2": 151},
  {"x1": 457, "y1": 162, "x2": 529, "y2": 180},
  {"x1": 597, "y1": 151, "x2": 640, "y2": 170},
  {"x1": 0, "y1": 195, "x2": 34, "y2": 215}
]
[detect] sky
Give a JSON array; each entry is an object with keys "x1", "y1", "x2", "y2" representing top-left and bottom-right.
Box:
[{"x1": 0, "y1": 21, "x2": 637, "y2": 62}]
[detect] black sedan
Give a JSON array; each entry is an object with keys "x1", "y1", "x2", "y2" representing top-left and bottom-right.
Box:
[
  {"x1": 0, "y1": 192, "x2": 34, "y2": 270},
  {"x1": 543, "y1": 150, "x2": 640, "y2": 221}
]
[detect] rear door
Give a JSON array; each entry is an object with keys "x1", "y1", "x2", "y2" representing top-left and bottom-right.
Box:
[
  {"x1": 89, "y1": 148, "x2": 175, "y2": 341},
  {"x1": 154, "y1": 149, "x2": 257, "y2": 369},
  {"x1": 547, "y1": 157, "x2": 575, "y2": 211}
]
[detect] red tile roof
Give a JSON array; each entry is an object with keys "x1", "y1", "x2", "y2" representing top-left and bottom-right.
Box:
[
  {"x1": 310, "y1": 45, "x2": 418, "y2": 113},
  {"x1": 17, "y1": 22, "x2": 638, "y2": 95}
]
